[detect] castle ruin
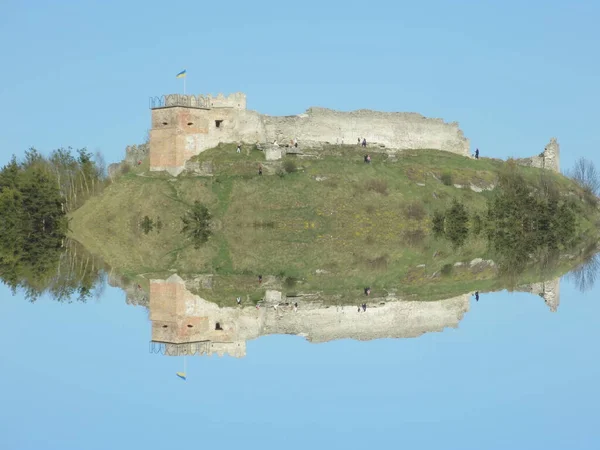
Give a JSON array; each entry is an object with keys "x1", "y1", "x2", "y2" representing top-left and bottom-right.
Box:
[
  {"x1": 515, "y1": 137, "x2": 561, "y2": 173},
  {"x1": 148, "y1": 274, "x2": 471, "y2": 358},
  {"x1": 148, "y1": 93, "x2": 471, "y2": 176}
]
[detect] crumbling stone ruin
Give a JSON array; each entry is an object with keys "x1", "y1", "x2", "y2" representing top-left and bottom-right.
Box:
[
  {"x1": 144, "y1": 92, "x2": 560, "y2": 176},
  {"x1": 148, "y1": 93, "x2": 471, "y2": 176},
  {"x1": 515, "y1": 138, "x2": 561, "y2": 173},
  {"x1": 146, "y1": 273, "x2": 561, "y2": 358}
]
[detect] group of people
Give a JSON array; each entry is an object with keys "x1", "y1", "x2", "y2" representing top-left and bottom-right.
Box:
[{"x1": 357, "y1": 287, "x2": 371, "y2": 312}]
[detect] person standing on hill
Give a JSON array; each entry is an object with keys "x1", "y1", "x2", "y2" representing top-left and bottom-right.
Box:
[
  {"x1": 475, "y1": 148, "x2": 479, "y2": 159},
  {"x1": 362, "y1": 138, "x2": 367, "y2": 147}
]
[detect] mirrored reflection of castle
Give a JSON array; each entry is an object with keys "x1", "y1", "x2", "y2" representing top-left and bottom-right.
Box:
[{"x1": 147, "y1": 274, "x2": 560, "y2": 359}]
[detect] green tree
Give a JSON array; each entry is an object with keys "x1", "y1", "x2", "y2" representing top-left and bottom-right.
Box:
[
  {"x1": 0, "y1": 148, "x2": 107, "y2": 301},
  {"x1": 181, "y1": 201, "x2": 212, "y2": 248}
]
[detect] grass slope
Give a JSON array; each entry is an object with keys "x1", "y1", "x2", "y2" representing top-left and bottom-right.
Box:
[{"x1": 70, "y1": 144, "x2": 598, "y2": 300}]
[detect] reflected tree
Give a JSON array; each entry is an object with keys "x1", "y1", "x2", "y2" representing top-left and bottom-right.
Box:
[
  {"x1": 0, "y1": 148, "x2": 107, "y2": 301},
  {"x1": 567, "y1": 244, "x2": 600, "y2": 293}
]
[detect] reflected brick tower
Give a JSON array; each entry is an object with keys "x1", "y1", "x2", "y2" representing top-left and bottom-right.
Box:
[{"x1": 148, "y1": 274, "x2": 246, "y2": 358}]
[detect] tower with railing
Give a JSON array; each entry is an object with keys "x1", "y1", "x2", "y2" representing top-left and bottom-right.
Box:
[
  {"x1": 148, "y1": 274, "x2": 247, "y2": 358},
  {"x1": 148, "y1": 93, "x2": 247, "y2": 176}
]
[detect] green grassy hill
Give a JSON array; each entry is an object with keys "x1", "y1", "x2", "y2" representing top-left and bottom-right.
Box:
[{"x1": 69, "y1": 144, "x2": 599, "y2": 301}]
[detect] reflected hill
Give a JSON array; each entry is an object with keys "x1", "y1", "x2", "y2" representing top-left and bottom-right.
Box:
[{"x1": 145, "y1": 272, "x2": 562, "y2": 358}]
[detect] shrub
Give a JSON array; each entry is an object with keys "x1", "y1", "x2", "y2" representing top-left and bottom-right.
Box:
[
  {"x1": 181, "y1": 201, "x2": 212, "y2": 248},
  {"x1": 583, "y1": 188, "x2": 598, "y2": 207},
  {"x1": 284, "y1": 276, "x2": 299, "y2": 289},
  {"x1": 365, "y1": 179, "x2": 388, "y2": 195},
  {"x1": 401, "y1": 228, "x2": 426, "y2": 247},
  {"x1": 283, "y1": 160, "x2": 297, "y2": 174},
  {"x1": 445, "y1": 199, "x2": 469, "y2": 247},
  {"x1": 120, "y1": 162, "x2": 131, "y2": 175},
  {"x1": 140, "y1": 216, "x2": 154, "y2": 235},
  {"x1": 253, "y1": 220, "x2": 276, "y2": 228},
  {"x1": 471, "y1": 213, "x2": 482, "y2": 236},
  {"x1": 441, "y1": 171, "x2": 453, "y2": 186},
  {"x1": 432, "y1": 211, "x2": 445, "y2": 236},
  {"x1": 441, "y1": 264, "x2": 453, "y2": 276},
  {"x1": 404, "y1": 201, "x2": 426, "y2": 221}
]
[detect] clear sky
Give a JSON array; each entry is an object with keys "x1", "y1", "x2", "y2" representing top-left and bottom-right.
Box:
[
  {"x1": 1, "y1": 0, "x2": 599, "y2": 170},
  {"x1": 1, "y1": 1, "x2": 600, "y2": 448},
  {"x1": 1, "y1": 277, "x2": 599, "y2": 449}
]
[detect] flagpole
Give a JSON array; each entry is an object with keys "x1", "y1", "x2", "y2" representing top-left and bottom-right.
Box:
[{"x1": 183, "y1": 76, "x2": 186, "y2": 95}]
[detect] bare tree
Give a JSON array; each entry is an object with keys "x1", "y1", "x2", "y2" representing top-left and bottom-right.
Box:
[
  {"x1": 94, "y1": 151, "x2": 107, "y2": 179},
  {"x1": 569, "y1": 157, "x2": 600, "y2": 196},
  {"x1": 568, "y1": 251, "x2": 600, "y2": 293}
]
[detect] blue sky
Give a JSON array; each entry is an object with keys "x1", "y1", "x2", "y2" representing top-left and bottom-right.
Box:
[
  {"x1": 1, "y1": 0, "x2": 599, "y2": 169},
  {"x1": 1, "y1": 278, "x2": 599, "y2": 449},
  {"x1": 1, "y1": 1, "x2": 600, "y2": 448}
]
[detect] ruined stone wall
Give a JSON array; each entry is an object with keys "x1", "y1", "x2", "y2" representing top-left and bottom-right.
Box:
[
  {"x1": 147, "y1": 273, "x2": 565, "y2": 357},
  {"x1": 517, "y1": 277, "x2": 560, "y2": 312},
  {"x1": 262, "y1": 107, "x2": 470, "y2": 156},
  {"x1": 148, "y1": 275, "x2": 471, "y2": 357},
  {"x1": 148, "y1": 93, "x2": 471, "y2": 176},
  {"x1": 515, "y1": 138, "x2": 561, "y2": 173}
]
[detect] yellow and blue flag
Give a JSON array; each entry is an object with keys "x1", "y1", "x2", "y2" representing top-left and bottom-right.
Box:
[
  {"x1": 176, "y1": 70, "x2": 187, "y2": 78},
  {"x1": 176, "y1": 372, "x2": 187, "y2": 381}
]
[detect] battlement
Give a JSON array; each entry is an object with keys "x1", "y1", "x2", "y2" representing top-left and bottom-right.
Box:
[
  {"x1": 149, "y1": 92, "x2": 246, "y2": 110},
  {"x1": 149, "y1": 341, "x2": 246, "y2": 358},
  {"x1": 205, "y1": 92, "x2": 246, "y2": 109},
  {"x1": 150, "y1": 94, "x2": 210, "y2": 109}
]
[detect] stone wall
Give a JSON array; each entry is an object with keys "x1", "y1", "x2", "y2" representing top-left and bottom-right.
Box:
[
  {"x1": 107, "y1": 271, "x2": 148, "y2": 307},
  {"x1": 262, "y1": 107, "x2": 470, "y2": 155},
  {"x1": 108, "y1": 143, "x2": 149, "y2": 179},
  {"x1": 515, "y1": 138, "x2": 561, "y2": 173},
  {"x1": 148, "y1": 93, "x2": 471, "y2": 176},
  {"x1": 146, "y1": 272, "x2": 565, "y2": 357},
  {"x1": 148, "y1": 274, "x2": 471, "y2": 358},
  {"x1": 516, "y1": 277, "x2": 560, "y2": 312}
]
